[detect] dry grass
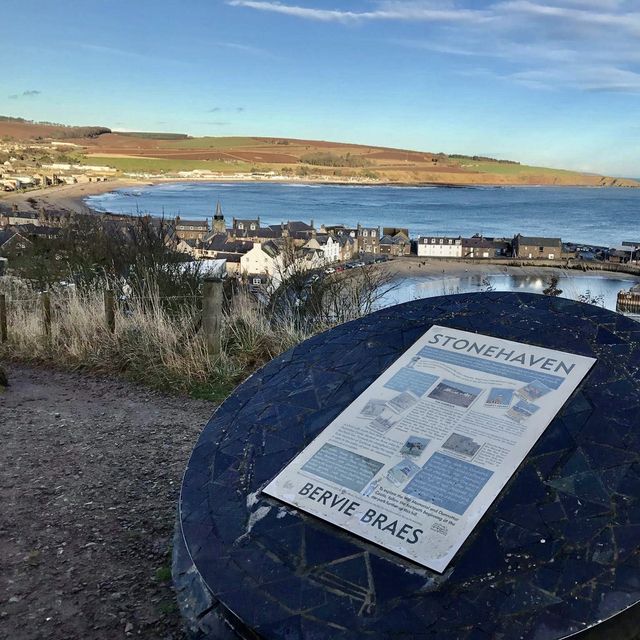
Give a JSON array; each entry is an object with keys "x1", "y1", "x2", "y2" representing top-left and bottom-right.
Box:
[{"x1": 0, "y1": 282, "x2": 313, "y2": 400}]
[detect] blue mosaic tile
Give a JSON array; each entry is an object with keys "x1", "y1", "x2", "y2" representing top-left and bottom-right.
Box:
[{"x1": 176, "y1": 292, "x2": 640, "y2": 639}]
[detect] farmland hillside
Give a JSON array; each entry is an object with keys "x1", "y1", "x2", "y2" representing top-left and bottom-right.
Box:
[{"x1": 1, "y1": 116, "x2": 637, "y2": 187}]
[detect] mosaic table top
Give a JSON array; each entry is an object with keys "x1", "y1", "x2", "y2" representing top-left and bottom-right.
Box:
[{"x1": 177, "y1": 292, "x2": 640, "y2": 639}]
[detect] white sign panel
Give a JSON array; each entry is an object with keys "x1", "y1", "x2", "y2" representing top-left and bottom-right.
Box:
[{"x1": 264, "y1": 326, "x2": 596, "y2": 573}]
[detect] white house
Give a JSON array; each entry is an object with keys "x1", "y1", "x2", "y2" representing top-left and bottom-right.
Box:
[
  {"x1": 240, "y1": 241, "x2": 284, "y2": 281},
  {"x1": 303, "y1": 234, "x2": 340, "y2": 264},
  {"x1": 417, "y1": 236, "x2": 463, "y2": 258}
]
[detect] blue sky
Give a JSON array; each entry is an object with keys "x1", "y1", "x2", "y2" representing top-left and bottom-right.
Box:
[{"x1": 1, "y1": 0, "x2": 639, "y2": 175}]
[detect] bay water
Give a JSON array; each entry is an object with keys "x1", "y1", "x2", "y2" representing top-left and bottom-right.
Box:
[{"x1": 86, "y1": 182, "x2": 640, "y2": 313}]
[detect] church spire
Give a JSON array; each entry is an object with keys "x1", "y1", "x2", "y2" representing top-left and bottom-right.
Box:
[{"x1": 212, "y1": 200, "x2": 226, "y2": 234}]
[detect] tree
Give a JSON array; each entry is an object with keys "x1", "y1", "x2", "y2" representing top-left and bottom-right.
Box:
[
  {"x1": 267, "y1": 242, "x2": 399, "y2": 332},
  {"x1": 576, "y1": 290, "x2": 605, "y2": 307},
  {"x1": 543, "y1": 275, "x2": 562, "y2": 297},
  {"x1": 481, "y1": 277, "x2": 495, "y2": 292}
]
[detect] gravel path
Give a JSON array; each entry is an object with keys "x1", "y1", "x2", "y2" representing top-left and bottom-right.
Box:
[{"x1": 0, "y1": 363, "x2": 214, "y2": 640}]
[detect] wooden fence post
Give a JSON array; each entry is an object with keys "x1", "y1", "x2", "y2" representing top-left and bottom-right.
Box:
[
  {"x1": 202, "y1": 278, "x2": 223, "y2": 356},
  {"x1": 0, "y1": 294, "x2": 7, "y2": 343},
  {"x1": 42, "y1": 291, "x2": 51, "y2": 338},
  {"x1": 104, "y1": 289, "x2": 115, "y2": 333}
]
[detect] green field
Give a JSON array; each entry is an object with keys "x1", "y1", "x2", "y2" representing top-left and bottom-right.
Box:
[
  {"x1": 456, "y1": 161, "x2": 581, "y2": 177},
  {"x1": 81, "y1": 156, "x2": 254, "y2": 173},
  {"x1": 167, "y1": 136, "x2": 269, "y2": 150}
]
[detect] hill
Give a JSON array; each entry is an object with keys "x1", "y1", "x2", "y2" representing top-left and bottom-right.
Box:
[{"x1": 1, "y1": 116, "x2": 637, "y2": 187}]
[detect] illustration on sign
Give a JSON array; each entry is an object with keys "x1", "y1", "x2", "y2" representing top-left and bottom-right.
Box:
[{"x1": 263, "y1": 325, "x2": 596, "y2": 572}]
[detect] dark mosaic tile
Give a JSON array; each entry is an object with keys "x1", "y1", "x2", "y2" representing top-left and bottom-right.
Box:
[
  {"x1": 304, "y1": 526, "x2": 365, "y2": 567},
  {"x1": 176, "y1": 293, "x2": 640, "y2": 640}
]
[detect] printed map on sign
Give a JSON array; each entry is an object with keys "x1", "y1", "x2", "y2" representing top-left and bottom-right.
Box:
[{"x1": 263, "y1": 325, "x2": 596, "y2": 572}]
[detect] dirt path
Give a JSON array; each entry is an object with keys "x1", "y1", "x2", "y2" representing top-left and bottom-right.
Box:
[{"x1": 0, "y1": 364, "x2": 214, "y2": 640}]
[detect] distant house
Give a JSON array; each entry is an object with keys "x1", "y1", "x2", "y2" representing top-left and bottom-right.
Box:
[
  {"x1": 232, "y1": 217, "x2": 261, "y2": 236},
  {"x1": 621, "y1": 241, "x2": 640, "y2": 263},
  {"x1": 230, "y1": 218, "x2": 315, "y2": 245},
  {"x1": 174, "y1": 216, "x2": 209, "y2": 241},
  {"x1": 304, "y1": 234, "x2": 340, "y2": 263},
  {"x1": 336, "y1": 235, "x2": 356, "y2": 261},
  {"x1": 12, "y1": 224, "x2": 60, "y2": 240},
  {"x1": 198, "y1": 234, "x2": 253, "y2": 260},
  {"x1": 214, "y1": 252, "x2": 242, "y2": 275},
  {"x1": 176, "y1": 238, "x2": 199, "y2": 256},
  {"x1": 0, "y1": 229, "x2": 32, "y2": 257},
  {"x1": 608, "y1": 245, "x2": 635, "y2": 264},
  {"x1": 417, "y1": 236, "x2": 462, "y2": 258},
  {"x1": 357, "y1": 224, "x2": 380, "y2": 254},
  {"x1": 512, "y1": 235, "x2": 562, "y2": 260},
  {"x1": 380, "y1": 228, "x2": 411, "y2": 257},
  {"x1": 240, "y1": 241, "x2": 284, "y2": 281},
  {"x1": 462, "y1": 236, "x2": 511, "y2": 259},
  {"x1": 0, "y1": 209, "x2": 40, "y2": 227},
  {"x1": 282, "y1": 220, "x2": 315, "y2": 244},
  {"x1": 322, "y1": 224, "x2": 358, "y2": 239}
]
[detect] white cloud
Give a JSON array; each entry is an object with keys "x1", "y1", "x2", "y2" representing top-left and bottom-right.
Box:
[
  {"x1": 229, "y1": 0, "x2": 640, "y2": 93},
  {"x1": 227, "y1": 0, "x2": 488, "y2": 23},
  {"x1": 495, "y1": 0, "x2": 640, "y2": 35}
]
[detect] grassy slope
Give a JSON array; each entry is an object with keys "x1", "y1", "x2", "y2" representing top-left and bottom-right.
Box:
[
  {"x1": 79, "y1": 156, "x2": 253, "y2": 173},
  {"x1": 85, "y1": 135, "x2": 634, "y2": 185},
  {"x1": 2, "y1": 118, "x2": 637, "y2": 186},
  {"x1": 167, "y1": 136, "x2": 271, "y2": 149}
]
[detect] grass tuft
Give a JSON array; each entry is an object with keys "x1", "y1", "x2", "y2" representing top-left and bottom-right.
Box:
[{"x1": 0, "y1": 283, "x2": 315, "y2": 401}]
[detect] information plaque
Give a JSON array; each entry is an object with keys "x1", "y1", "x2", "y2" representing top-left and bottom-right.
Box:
[{"x1": 264, "y1": 325, "x2": 596, "y2": 572}]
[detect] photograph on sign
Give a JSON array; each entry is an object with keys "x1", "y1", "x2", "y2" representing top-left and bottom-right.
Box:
[{"x1": 263, "y1": 325, "x2": 596, "y2": 572}]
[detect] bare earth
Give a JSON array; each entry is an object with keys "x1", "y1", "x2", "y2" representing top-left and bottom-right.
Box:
[{"x1": 0, "y1": 364, "x2": 214, "y2": 640}]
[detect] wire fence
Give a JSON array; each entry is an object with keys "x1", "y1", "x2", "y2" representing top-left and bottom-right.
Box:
[{"x1": 0, "y1": 281, "x2": 224, "y2": 352}]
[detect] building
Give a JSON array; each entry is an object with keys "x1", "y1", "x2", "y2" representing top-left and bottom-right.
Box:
[
  {"x1": 303, "y1": 234, "x2": 340, "y2": 263},
  {"x1": 0, "y1": 229, "x2": 32, "y2": 257},
  {"x1": 232, "y1": 217, "x2": 261, "y2": 236},
  {"x1": 174, "y1": 216, "x2": 210, "y2": 241},
  {"x1": 608, "y1": 246, "x2": 635, "y2": 264},
  {"x1": 240, "y1": 241, "x2": 284, "y2": 280},
  {"x1": 357, "y1": 224, "x2": 380, "y2": 254},
  {"x1": 176, "y1": 238, "x2": 199, "y2": 256},
  {"x1": 462, "y1": 236, "x2": 511, "y2": 259},
  {"x1": 416, "y1": 236, "x2": 463, "y2": 258},
  {"x1": 214, "y1": 252, "x2": 242, "y2": 275},
  {"x1": 621, "y1": 241, "x2": 640, "y2": 263},
  {"x1": 512, "y1": 235, "x2": 562, "y2": 260},
  {"x1": 380, "y1": 228, "x2": 411, "y2": 257},
  {"x1": 281, "y1": 220, "x2": 315, "y2": 244},
  {"x1": 0, "y1": 209, "x2": 40, "y2": 227},
  {"x1": 197, "y1": 234, "x2": 253, "y2": 260},
  {"x1": 336, "y1": 235, "x2": 357, "y2": 261},
  {"x1": 212, "y1": 201, "x2": 226, "y2": 234}
]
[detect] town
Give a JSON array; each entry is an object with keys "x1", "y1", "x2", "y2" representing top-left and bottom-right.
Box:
[{"x1": 1, "y1": 200, "x2": 638, "y2": 288}]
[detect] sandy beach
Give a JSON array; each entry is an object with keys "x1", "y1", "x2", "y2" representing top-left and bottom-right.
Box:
[
  {"x1": 384, "y1": 256, "x2": 640, "y2": 283},
  {"x1": 0, "y1": 178, "x2": 150, "y2": 214}
]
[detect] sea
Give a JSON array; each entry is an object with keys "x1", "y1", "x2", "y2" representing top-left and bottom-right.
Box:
[
  {"x1": 85, "y1": 182, "x2": 640, "y2": 313},
  {"x1": 85, "y1": 181, "x2": 640, "y2": 248}
]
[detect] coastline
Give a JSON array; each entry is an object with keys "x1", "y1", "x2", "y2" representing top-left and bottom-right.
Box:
[
  {"x1": 0, "y1": 178, "x2": 151, "y2": 214},
  {"x1": 1, "y1": 176, "x2": 637, "y2": 216},
  {"x1": 2, "y1": 180, "x2": 639, "y2": 284}
]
